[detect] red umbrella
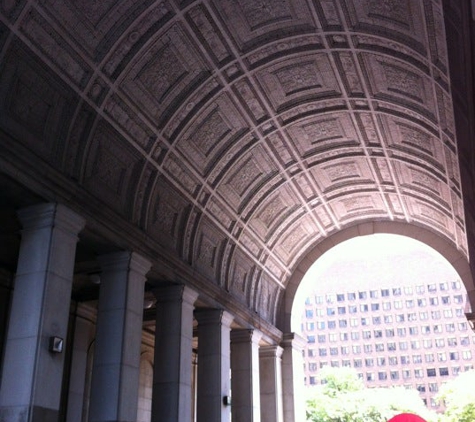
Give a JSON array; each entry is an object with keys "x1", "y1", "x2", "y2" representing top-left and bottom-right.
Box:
[{"x1": 387, "y1": 414, "x2": 427, "y2": 422}]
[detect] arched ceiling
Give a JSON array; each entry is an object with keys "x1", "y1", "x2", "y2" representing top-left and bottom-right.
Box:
[{"x1": 0, "y1": 0, "x2": 468, "y2": 325}]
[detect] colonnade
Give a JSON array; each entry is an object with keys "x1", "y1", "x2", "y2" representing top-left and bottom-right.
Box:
[{"x1": 0, "y1": 203, "x2": 305, "y2": 422}]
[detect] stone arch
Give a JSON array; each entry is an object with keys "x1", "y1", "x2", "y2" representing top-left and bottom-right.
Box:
[{"x1": 279, "y1": 220, "x2": 474, "y2": 333}]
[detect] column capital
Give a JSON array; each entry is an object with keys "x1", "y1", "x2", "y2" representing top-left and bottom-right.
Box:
[
  {"x1": 230, "y1": 328, "x2": 262, "y2": 344},
  {"x1": 18, "y1": 202, "x2": 85, "y2": 234},
  {"x1": 281, "y1": 332, "x2": 306, "y2": 351},
  {"x1": 98, "y1": 251, "x2": 151, "y2": 276},
  {"x1": 259, "y1": 344, "x2": 283, "y2": 359},
  {"x1": 195, "y1": 308, "x2": 233, "y2": 328},
  {"x1": 153, "y1": 284, "x2": 199, "y2": 305}
]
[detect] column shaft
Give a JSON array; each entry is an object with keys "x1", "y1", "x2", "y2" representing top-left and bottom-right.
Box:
[
  {"x1": 0, "y1": 203, "x2": 85, "y2": 422},
  {"x1": 281, "y1": 333, "x2": 306, "y2": 422},
  {"x1": 88, "y1": 251, "x2": 151, "y2": 422},
  {"x1": 259, "y1": 345, "x2": 284, "y2": 422},
  {"x1": 195, "y1": 309, "x2": 233, "y2": 422},
  {"x1": 151, "y1": 284, "x2": 198, "y2": 422},
  {"x1": 230, "y1": 329, "x2": 262, "y2": 422}
]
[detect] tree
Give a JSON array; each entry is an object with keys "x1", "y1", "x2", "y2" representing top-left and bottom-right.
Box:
[
  {"x1": 436, "y1": 370, "x2": 475, "y2": 422},
  {"x1": 306, "y1": 367, "x2": 437, "y2": 422}
]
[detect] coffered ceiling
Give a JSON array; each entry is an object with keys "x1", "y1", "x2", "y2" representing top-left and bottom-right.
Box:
[{"x1": 0, "y1": 0, "x2": 468, "y2": 326}]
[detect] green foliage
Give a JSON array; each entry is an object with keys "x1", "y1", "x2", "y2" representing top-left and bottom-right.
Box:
[
  {"x1": 306, "y1": 367, "x2": 437, "y2": 422},
  {"x1": 436, "y1": 370, "x2": 475, "y2": 422}
]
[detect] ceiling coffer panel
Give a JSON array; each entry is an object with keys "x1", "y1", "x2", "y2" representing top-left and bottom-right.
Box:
[{"x1": 0, "y1": 0, "x2": 468, "y2": 324}]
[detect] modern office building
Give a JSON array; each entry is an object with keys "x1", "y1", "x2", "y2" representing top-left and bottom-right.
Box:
[
  {"x1": 1, "y1": 2, "x2": 475, "y2": 422},
  {"x1": 300, "y1": 244, "x2": 475, "y2": 410}
]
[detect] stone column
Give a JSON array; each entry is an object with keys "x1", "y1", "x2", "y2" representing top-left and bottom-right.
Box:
[
  {"x1": 0, "y1": 203, "x2": 85, "y2": 422},
  {"x1": 151, "y1": 284, "x2": 198, "y2": 422},
  {"x1": 230, "y1": 329, "x2": 262, "y2": 422},
  {"x1": 88, "y1": 251, "x2": 151, "y2": 422},
  {"x1": 66, "y1": 304, "x2": 96, "y2": 422},
  {"x1": 281, "y1": 333, "x2": 306, "y2": 422},
  {"x1": 195, "y1": 309, "x2": 233, "y2": 422},
  {"x1": 259, "y1": 345, "x2": 284, "y2": 422}
]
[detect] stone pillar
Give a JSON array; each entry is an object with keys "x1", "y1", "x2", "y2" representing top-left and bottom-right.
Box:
[
  {"x1": 151, "y1": 284, "x2": 198, "y2": 422},
  {"x1": 230, "y1": 329, "x2": 262, "y2": 422},
  {"x1": 88, "y1": 251, "x2": 151, "y2": 422},
  {"x1": 195, "y1": 309, "x2": 233, "y2": 422},
  {"x1": 0, "y1": 203, "x2": 85, "y2": 422},
  {"x1": 259, "y1": 345, "x2": 284, "y2": 422},
  {"x1": 66, "y1": 304, "x2": 96, "y2": 422},
  {"x1": 281, "y1": 333, "x2": 306, "y2": 422}
]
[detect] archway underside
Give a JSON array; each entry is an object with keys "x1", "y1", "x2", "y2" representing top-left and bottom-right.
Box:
[{"x1": 0, "y1": 0, "x2": 469, "y2": 332}]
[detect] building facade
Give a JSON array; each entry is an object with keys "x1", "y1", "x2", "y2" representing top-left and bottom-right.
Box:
[{"x1": 302, "y1": 279, "x2": 475, "y2": 409}]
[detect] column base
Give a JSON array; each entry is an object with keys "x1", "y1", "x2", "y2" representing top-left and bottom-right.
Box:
[{"x1": 0, "y1": 405, "x2": 59, "y2": 422}]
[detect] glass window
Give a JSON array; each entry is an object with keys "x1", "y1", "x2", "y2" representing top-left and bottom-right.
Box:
[
  {"x1": 413, "y1": 354, "x2": 422, "y2": 364},
  {"x1": 337, "y1": 294, "x2": 345, "y2": 302},
  {"x1": 316, "y1": 321, "x2": 325, "y2": 330},
  {"x1": 443, "y1": 309, "x2": 453, "y2": 318},
  {"x1": 427, "y1": 283, "x2": 436, "y2": 293},
  {"x1": 416, "y1": 285, "x2": 425, "y2": 294},
  {"x1": 389, "y1": 356, "x2": 398, "y2": 365},
  {"x1": 417, "y1": 298, "x2": 426, "y2": 307},
  {"x1": 327, "y1": 308, "x2": 335, "y2": 316},
  {"x1": 414, "y1": 368, "x2": 424, "y2": 378},
  {"x1": 328, "y1": 321, "x2": 336, "y2": 329},
  {"x1": 317, "y1": 334, "x2": 326, "y2": 343},
  {"x1": 423, "y1": 339, "x2": 432, "y2": 349},
  {"x1": 360, "y1": 304, "x2": 369, "y2": 312},
  {"x1": 352, "y1": 345, "x2": 361, "y2": 354},
  {"x1": 411, "y1": 340, "x2": 420, "y2": 350},
  {"x1": 401, "y1": 355, "x2": 410, "y2": 364},
  {"x1": 377, "y1": 357, "x2": 386, "y2": 366},
  {"x1": 435, "y1": 338, "x2": 445, "y2": 348},
  {"x1": 364, "y1": 344, "x2": 373, "y2": 353},
  {"x1": 371, "y1": 303, "x2": 380, "y2": 311},
  {"x1": 347, "y1": 292, "x2": 356, "y2": 301},
  {"x1": 416, "y1": 384, "x2": 426, "y2": 392},
  {"x1": 351, "y1": 331, "x2": 359, "y2": 340},
  {"x1": 375, "y1": 343, "x2": 384, "y2": 352},
  {"x1": 419, "y1": 311, "x2": 429, "y2": 320},
  {"x1": 399, "y1": 342, "x2": 408, "y2": 351},
  {"x1": 421, "y1": 325, "x2": 431, "y2": 334},
  {"x1": 404, "y1": 286, "x2": 413, "y2": 295},
  {"x1": 361, "y1": 317, "x2": 369, "y2": 326},
  {"x1": 425, "y1": 353, "x2": 434, "y2": 363},
  {"x1": 447, "y1": 337, "x2": 457, "y2": 347},
  {"x1": 370, "y1": 290, "x2": 378, "y2": 299},
  {"x1": 406, "y1": 300, "x2": 415, "y2": 308},
  {"x1": 440, "y1": 282, "x2": 448, "y2": 291},
  {"x1": 366, "y1": 372, "x2": 375, "y2": 381},
  {"x1": 349, "y1": 305, "x2": 357, "y2": 314},
  {"x1": 463, "y1": 350, "x2": 472, "y2": 360},
  {"x1": 431, "y1": 310, "x2": 441, "y2": 319},
  {"x1": 374, "y1": 330, "x2": 383, "y2": 338},
  {"x1": 365, "y1": 358, "x2": 374, "y2": 367},
  {"x1": 387, "y1": 342, "x2": 396, "y2": 351},
  {"x1": 433, "y1": 325, "x2": 442, "y2": 334},
  {"x1": 340, "y1": 332, "x2": 348, "y2": 341},
  {"x1": 439, "y1": 367, "x2": 449, "y2": 376},
  {"x1": 429, "y1": 297, "x2": 439, "y2": 306},
  {"x1": 449, "y1": 351, "x2": 459, "y2": 361},
  {"x1": 429, "y1": 383, "x2": 438, "y2": 392},
  {"x1": 394, "y1": 300, "x2": 403, "y2": 309},
  {"x1": 384, "y1": 315, "x2": 393, "y2": 323},
  {"x1": 459, "y1": 322, "x2": 468, "y2": 331},
  {"x1": 441, "y1": 296, "x2": 450, "y2": 305},
  {"x1": 359, "y1": 291, "x2": 367, "y2": 300},
  {"x1": 378, "y1": 371, "x2": 387, "y2": 380},
  {"x1": 329, "y1": 333, "x2": 337, "y2": 342},
  {"x1": 305, "y1": 309, "x2": 314, "y2": 318},
  {"x1": 397, "y1": 327, "x2": 406, "y2": 337},
  {"x1": 460, "y1": 336, "x2": 470, "y2": 346},
  {"x1": 338, "y1": 319, "x2": 347, "y2": 328},
  {"x1": 338, "y1": 306, "x2": 346, "y2": 314},
  {"x1": 451, "y1": 281, "x2": 461, "y2": 290},
  {"x1": 326, "y1": 294, "x2": 335, "y2": 303},
  {"x1": 350, "y1": 318, "x2": 358, "y2": 327},
  {"x1": 308, "y1": 335, "x2": 315, "y2": 343},
  {"x1": 408, "y1": 312, "x2": 417, "y2": 321},
  {"x1": 438, "y1": 352, "x2": 447, "y2": 362},
  {"x1": 315, "y1": 295, "x2": 323, "y2": 304},
  {"x1": 402, "y1": 369, "x2": 411, "y2": 379},
  {"x1": 393, "y1": 287, "x2": 401, "y2": 296},
  {"x1": 385, "y1": 329, "x2": 395, "y2": 337},
  {"x1": 446, "y1": 323, "x2": 456, "y2": 332},
  {"x1": 373, "y1": 317, "x2": 382, "y2": 325},
  {"x1": 409, "y1": 327, "x2": 419, "y2": 335},
  {"x1": 341, "y1": 346, "x2": 349, "y2": 355},
  {"x1": 362, "y1": 330, "x2": 371, "y2": 339},
  {"x1": 354, "y1": 359, "x2": 362, "y2": 367},
  {"x1": 381, "y1": 289, "x2": 390, "y2": 297},
  {"x1": 329, "y1": 347, "x2": 338, "y2": 356},
  {"x1": 454, "y1": 294, "x2": 464, "y2": 304},
  {"x1": 383, "y1": 302, "x2": 392, "y2": 311}
]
